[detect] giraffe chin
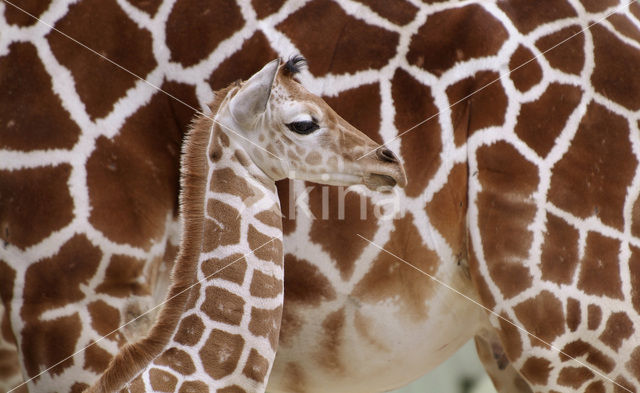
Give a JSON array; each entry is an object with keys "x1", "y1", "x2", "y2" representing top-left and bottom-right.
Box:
[{"x1": 364, "y1": 173, "x2": 400, "y2": 192}]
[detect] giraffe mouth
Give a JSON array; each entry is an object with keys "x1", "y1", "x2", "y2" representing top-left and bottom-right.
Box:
[{"x1": 365, "y1": 173, "x2": 399, "y2": 191}]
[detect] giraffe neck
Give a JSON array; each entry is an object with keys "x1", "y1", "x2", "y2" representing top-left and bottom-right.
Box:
[{"x1": 90, "y1": 89, "x2": 284, "y2": 393}]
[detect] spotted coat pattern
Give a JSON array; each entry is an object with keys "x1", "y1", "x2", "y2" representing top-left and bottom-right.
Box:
[{"x1": 2, "y1": 0, "x2": 640, "y2": 392}]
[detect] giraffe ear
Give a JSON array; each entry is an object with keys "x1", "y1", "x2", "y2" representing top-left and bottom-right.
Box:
[{"x1": 229, "y1": 58, "x2": 280, "y2": 125}]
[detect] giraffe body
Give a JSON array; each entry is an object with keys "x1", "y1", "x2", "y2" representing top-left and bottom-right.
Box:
[{"x1": 2, "y1": 0, "x2": 640, "y2": 392}]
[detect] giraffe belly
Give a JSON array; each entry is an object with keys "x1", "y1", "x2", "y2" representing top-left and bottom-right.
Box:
[{"x1": 268, "y1": 258, "x2": 486, "y2": 393}]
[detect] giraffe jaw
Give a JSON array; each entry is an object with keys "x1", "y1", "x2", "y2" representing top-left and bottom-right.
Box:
[
  {"x1": 364, "y1": 173, "x2": 400, "y2": 191},
  {"x1": 302, "y1": 170, "x2": 406, "y2": 192}
]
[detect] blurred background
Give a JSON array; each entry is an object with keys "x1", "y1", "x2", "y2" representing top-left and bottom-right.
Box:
[{"x1": 390, "y1": 340, "x2": 496, "y2": 393}]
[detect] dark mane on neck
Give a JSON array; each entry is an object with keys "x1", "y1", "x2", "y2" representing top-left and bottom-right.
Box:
[{"x1": 86, "y1": 82, "x2": 239, "y2": 393}]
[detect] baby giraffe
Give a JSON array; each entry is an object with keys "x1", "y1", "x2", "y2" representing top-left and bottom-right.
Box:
[{"x1": 86, "y1": 56, "x2": 406, "y2": 393}]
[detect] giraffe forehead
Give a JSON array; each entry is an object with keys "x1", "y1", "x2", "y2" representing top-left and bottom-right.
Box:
[{"x1": 275, "y1": 99, "x2": 322, "y2": 122}]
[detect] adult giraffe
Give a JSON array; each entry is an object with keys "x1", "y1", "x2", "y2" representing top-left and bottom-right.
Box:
[{"x1": 1, "y1": 0, "x2": 640, "y2": 393}]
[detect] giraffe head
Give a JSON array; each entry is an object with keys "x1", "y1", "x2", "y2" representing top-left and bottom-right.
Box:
[{"x1": 219, "y1": 56, "x2": 407, "y2": 191}]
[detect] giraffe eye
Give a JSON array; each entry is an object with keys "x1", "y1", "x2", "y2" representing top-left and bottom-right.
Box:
[{"x1": 286, "y1": 120, "x2": 319, "y2": 135}]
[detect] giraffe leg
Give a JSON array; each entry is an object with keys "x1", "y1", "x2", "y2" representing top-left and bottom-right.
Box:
[{"x1": 474, "y1": 334, "x2": 532, "y2": 393}]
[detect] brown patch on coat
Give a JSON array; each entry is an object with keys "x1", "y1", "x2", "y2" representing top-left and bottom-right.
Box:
[
  {"x1": 48, "y1": 0, "x2": 156, "y2": 119},
  {"x1": 203, "y1": 200, "x2": 241, "y2": 251},
  {"x1": 580, "y1": 0, "x2": 618, "y2": 12},
  {"x1": 178, "y1": 380, "x2": 209, "y2": 393},
  {"x1": 476, "y1": 142, "x2": 538, "y2": 298},
  {"x1": 578, "y1": 233, "x2": 624, "y2": 300},
  {"x1": 21, "y1": 313, "x2": 81, "y2": 378},
  {"x1": 128, "y1": 0, "x2": 162, "y2": 16},
  {"x1": 255, "y1": 210, "x2": 281, "y2": 229},
  {"x1": 515, "y1": 83, "x2": 583, "y2": 157},
  {"x1": 87, "y1": 300, "x2": 122, "y2": 343},
  {"x1": 630, "y1": 247, "x2": 640, "y2": 314},
  {"x1": 599, "y1": 312, "x2": 634, "y2": 351},
  {"x1": 149, "y1": 368, "x2": 178, "y2": 392},
  {"x1": 95, "y1": 254, "x2": 147, "y2": 297},
  {"x1": 392, "y1": 68, "x2": 442, "y2": 197},
  {"x1": 166, "y1": 0, "x2": 244, "y2": 67},
  {"x1": 276, "y1": 179, "x2": 296, "y2": 235},
  {"x1": 155, "y1": 347, "x2": 195, "y2": 375},
  {"x1": 208, "y1": 31, "x2": 277, "y2": 91},
  {"x1": 277, "y1": 0, "x2": 398, "y2": 76},
  {"x1": 0, "y1": 42, "x2": 81, "y2": 151},
  {"x1": 22, "y1": 234, "x2": 101, "y2": 320},
  {"x1": 627, "y1": 347, "x2": 640, "y2": 383},
  {"x1": 535, "y1": 25, "x2": 585, "y2": 75},
  {"x1": 250, "y1": 270, "x2": 282, "y2": 298},
  {"x1": 249, "y1": 306, "x2": 283, "y2": 350},
  {"x1": 549, "y1": 102, "x2": 635, "y2": 230},
  {"x1": 609, "y1": 14, "x2": 640, "y2": 44},
  {"x1": 352, "y1": 0, "x2": 417, "y2": 25},
  {"x1": 315, "y1": 307, "x2": 346, "y2": 373},
  {"x1": 218, "y1": 385, "x2": 246, "y2": 393},
  {"x1": 509, "y1": 45, "x2": 543, "y2": 92},
  {"x1": 408, "y1": 5, "x2": 508, "y2": 75},
  {"x1": 557, "y1": 366, "x2": 594, "y2": 389},
  {"x1": 87, "y1": 94, "x2": 182, "y2": 249},
  {"x1": 566, "y1": 297, "x2": 581, "y2": 332},
  {"x1": 0, "y1": 261, "x2": 15, "y2": 342},
  {"x1": 161, "y1": 80, "x2": 199, "y2": 149},
  {"x1": 199, "y1": 329, "x2": 245, "y2": 380},
  {"x1": 585, "y1": 380, "x2": 606, "y2": 393},
  {"x1": 4, "y1": 0, "x2": 50, "y2": 26},
  {"x1": 242, "y1": 348, "x2": 269, "y2": 382},
  {"x1": 513, "y1": 290, "x2": 565, "y2": 348},
  {"x1": 426, "y1": 163, "x2": 468, "y2": 254},
  {"x1": 70, "y1": 382, "x2": 89, "y2": 393},
  {"x1": 587, "y1": 304, "x2": 602, "y2": 330},
  {"x1": 499, "y1": 0, "x2": 577, "y2": 34},
  {"x1": 560, "y1": 340, "x2": 615, "y2": 373},
  {"x1": 247, "y1": 225, "x2": 282, "y2": 264},
  {"x1": 540, "y1": 213, "x2": 580, "y2": 284},
  {"x1": 84, "y1": 342, "x2": 112, "y2": 374},
  {"x1": 497, "y1": 313, "x2": 523, "y2": 361},
  {"x1": 631, "y1": 2, "x2": 640, "y2": 23},
  {"x1": 174, "y1": 315, "x2": 205, "y2": 346},
  {"x1": 323, "y1": 83, "x2": 383, "y2": 143},
  {"x1": 305, "y1": 151, "x2": 322, "y2": 165},
  {"x1": 283, "y1": 254, "x2": 336, "y2": 306},
  {"x1": 353, "y1": 214, "x2": 439, "y2": 321},
  {"x1": 308, "y1": 185, "x2": 378, "y2": 280},
  {"x1": 520, "y1": 357, "x2": 551, "y2": 385},
  {"x1": 201, "y1": 254, "x2": 248, "y2": 285},
  {"x1": 0, "y1": 348, "x2": 20, "y2": 380},
  {"x1": 615, "y1": 376, "x2": 637, "y2": 393},
  {"x1": 251, "y1": 0, "x2": 286, "y2": 19},
  {"x1": 0, "y1": 164, "x2": 74, "y2": 249},
  {"x1": 592, "y1": 24, "x2": 640, "y2": 111},
  {"x1": 201, "y1": 286, "x2": 245, "y2": 326},
  {"x1": 468, "y1": 241, "x2": 496, "y2": 309},
  {"x1": 447, "y1": 71, "x2": 508, "y2": 139}
]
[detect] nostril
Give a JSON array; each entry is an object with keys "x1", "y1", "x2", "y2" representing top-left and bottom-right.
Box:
[{"x1": 376, "y1": 147, "x2": 398, "y2": 163}]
